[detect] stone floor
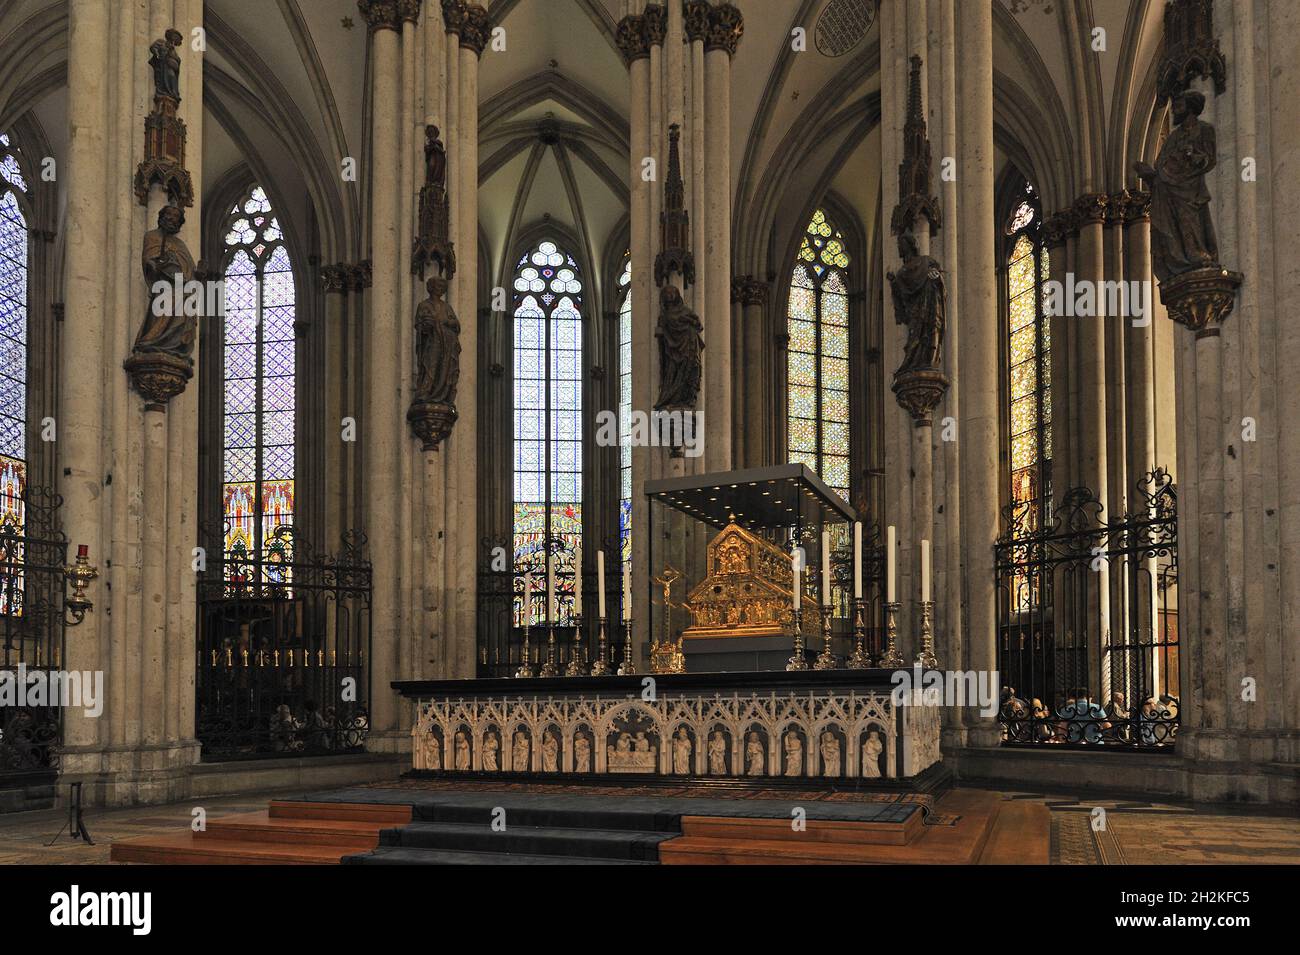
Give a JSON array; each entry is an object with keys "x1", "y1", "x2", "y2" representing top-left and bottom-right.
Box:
[{"x1": 1, "y1": 784, "x2": 1296, "y2": 864}]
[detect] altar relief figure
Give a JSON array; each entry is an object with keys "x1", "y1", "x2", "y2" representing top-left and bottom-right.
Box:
[
  {"x1": 607, "y1": 730, "x2": 657, "y2": 773},
  {"x1": 426, "y1": 734, "x2": 441, "y2": 771},
  {"x1": 745, "y1": 732, "x2": 764, "y2": 775},
  {"x1": 861, "y1": 730, "x2": 883, "y2": 778},
  {"x1": 482, "y1": 731, "x2": 500, "y2": 772},
  {"x1": 784, "y1": 731, "x2": 803, "y2": 777},
  {"x1": 1135, "y1": 90, "x2": 1218, "y2": 282},
  {"x1": 672, "y1": 727, "x2": 693, "y2": 775},
  {"x1": 454, "y1": 731, "x2": 470, "y2": 770},
  {"x1": 574, "y1": 734, "x2": 591, "y2": 773},
  {"x1": 887, "y1": 232, "x2": 945, "y2": 375},
  {"x1": 708, "y1": 731, "x2": 727, "y2": 775},
  {"x1": 542, "y1": 730, "x2": 559, "y2": 773},
  {"x1": 512, "y1": 730, "x2": 531, "y2": 772},
  {"x1": 820, "y1": 731, "x2": 841, "y2": 777}
]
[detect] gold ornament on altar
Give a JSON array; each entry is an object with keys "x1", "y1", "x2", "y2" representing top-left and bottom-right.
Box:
[
  {"x1": 681, "y1": 523, "x2": 818, "y2": 641},
  {"x1": 650, "y1": 566, "x2": 686, "y2": 674}
]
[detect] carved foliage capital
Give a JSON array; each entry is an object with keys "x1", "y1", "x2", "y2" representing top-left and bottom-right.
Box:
[
  {"x1": 616, "y1": 14, "x2": 650, "y2": 63},
  {"x1": 358, "y1": 0, "x2": 403, "y2": 32},
  {"x1": 683, "y1": 0, "x2": 710, "y2": 42},
  {"x1": 459, "y1": 4, "x2": 490, "y2": 54},
  {"x1": 1159, "y1": 265, "x2": 1242, "y2": 336},
  {"x1": 643, "y1": 4, "x2": 667, "y2": 45},
  {"x1": 441, "y1": 0, "x2": 467, "y2": 34},
  {"x1": 891, "y1": 367, "x2": 950, "y2": 426},
  {"x1": 704, "y1": 3, "x2": 743, "y2": 55},
  {"x1": 1072, "y1": 192, "x2": 1109, "y2": 226},
  {"x1": 398, "y1": 0, "x2": 423, "y2": 24}
]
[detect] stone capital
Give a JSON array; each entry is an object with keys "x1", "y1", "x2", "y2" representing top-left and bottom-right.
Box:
[
  {"x1": 683, "y1": 0, "x2": 710, "y2": 42},
  {"x1": 398, "y1": 0, "x2": 422, "y2": 23},
  {"x1": 441, "y1": 0, "x2": 467, "y2": 34},
  {"x1": 358, "y1": 0, "x2": 403, "y2": 32},
  {"x1": 704, "y1": 3, "x2": 743, "y2": 56},
  {"x1": 1115, "y1": 188, "x2": 1151, "y2": 225},
  {"x1": 1072, "y1": 192, "x2": 1109, "y2": 226},
  {"x1": 459, "y1": 3, "x2": 490, "y2": 55},
  {"x1": 643, "y1": 3, "x2": 666, "y2": 46},
  {"x1": 616, "y1": 14, "x2": 650, "y2": 63},
  {"x1": 1041, "y1": 211, "x2": 1072, "y2": 248},
  {"x1": 320, "y1": 263, "x2": 350, "y2": 294}
]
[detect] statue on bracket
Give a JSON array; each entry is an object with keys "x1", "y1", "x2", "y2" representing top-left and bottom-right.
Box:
[
  {"x1": 149, "y1": 29, "x2": 183, "y2": 102},
  {"x1": 414, "y1": 276, "x2": 461, "y2": 405},
  {"x1": 887, "y1": 232, "x2": 945, "y2": 376},
  {"x1": 1135, "y1": 90, "x2": 1218, "y2": 283},
  {"x1": 654, "y1": 284, "x2": 703, "y2": 410}
]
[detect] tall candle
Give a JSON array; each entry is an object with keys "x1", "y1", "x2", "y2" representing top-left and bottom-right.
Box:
[
  {"x1": 886, "y1": 525, "x2": 897, "y2": 602},
  {"x1": 853, "y1": 521, "x2": 863, "y2": 599},
  {"x1": 921, "y1": 539, "x2": 931, "y2": 602},
  {"x1": 523, "y1": 572, "x2": 533, "y2": 629},
  {"x1": 573, "y1": 543, "x2": 583, "y2": 617},
  {"x1": 547, "y1": 553, "x2": 556, "y2": 623},
  {"x1": 821, "y1": 529, "x2": 831, "y2": 606},
  {"x1": 623, "y1": 564, "x2": 631, "y2": 621},
  {"x1": 792, "y1": 545, "x2": 801, "y2": 611},
  {"x1": 597, "y1": 550, "x2": 607, "y2": 617}
]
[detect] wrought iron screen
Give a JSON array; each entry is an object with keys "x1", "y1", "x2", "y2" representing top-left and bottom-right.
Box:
[{"x1": 996, "y1": 469, "x2": 1179, "y2": 748}]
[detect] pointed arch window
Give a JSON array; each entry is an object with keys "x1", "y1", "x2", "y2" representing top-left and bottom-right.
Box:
[
  {"x1": 617, "y1": 254, "x2": 632, "y2": 579},
  {"x1": 0, "y1": 133, "x2": 28, "y2": 615},
  {"x1": 220, "y1": 185, "x2": 296, "y2": 568},
  {"x1": 1004, "y1": 183, "x2": 1052, "y2": 536},
  {"x1": 512, "y1": 239, "x2": 583, "y2": 624},
  {"x1": 787, "y1": 208, "x2": 851, "y2": 502}
]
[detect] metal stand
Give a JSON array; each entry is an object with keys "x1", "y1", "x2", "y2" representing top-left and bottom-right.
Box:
[
  {"x1": 916, "y1": 599, "x2": 938, "y2": 669},
  {"x1": 590, "y1": 615, "x2": 610, "y2": 676},
  {"x1": 617, "y1": 618, "x2": 636, "y2": 675},
  {"x1": 539, "y1": 622, "x2": 559, "y2": 677},
  {"x1": 786, "y1": 607, "x2": 809, "y2": 671},
  {"x1": 813, "y1": 603, "x2": 838, "y2": 670},
  {"x1": 879, "y1": 600, "x2": 904, "y2": 668},
  {"x1": 46, "y1": 782, "x2": 94, "y2": 847},
  {"x1": 847, "y1": 596, "x2": 871, "y2": 668},
  {"x1": 515, "y1": 623, "x2": 535, "y2": 678},
  {"x1": 564, "y1": 614, "x2": 585, "y2": 676}
]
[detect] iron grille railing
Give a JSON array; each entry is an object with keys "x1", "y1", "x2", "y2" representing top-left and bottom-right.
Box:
[
  {"x1": 0, "y1": 487, "x2": 69, "y2": 776},
  {"x1": 996, "y1": 468, "x2": 1179, "y2": 748},
  {"x1": 195, "y1": 525, "x2": 372, "y2": 760}
]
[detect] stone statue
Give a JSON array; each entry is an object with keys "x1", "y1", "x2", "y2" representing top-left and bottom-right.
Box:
[
  {"x1": 574, "y1": 733, "x2": 591, "y2": 773},
  {"x1": 708, "y1": 731, "x2": 727, "y2": 775},
  {"x1": 425, "y1": 733, "x2": 441, "y2": 771},
  {"x1": 820, "y1": 731, "x2": 841, "y2": 777},
  {"x1": 784, "y1": 731, "x2": 803, "y2": 776},
  {"x1": 542, "y1": 729, "x2": 559, "y2": 772},
  {"x1": 424, "y1": 124, "x2": 447, "y2": 192},
  {"x1": 1135, "y1": 90, "x2": 1219, "y2": 282},
  {"x1": 149, "y1": 29, "x2": 183, "y2": 101},
  {"x1": 413, "y1": 276, "x2": 461, "y2": 405},
  {"x1": 135, "y1": 203, "x2": 198, "y2": 362},
  {"x1": 861, "y1": 730, "x2": 883, "y2": 778},
  {"x1": 482, "y1": 731, "x2": 500, "y2": 771},
  {"x1": 672, "y1": 727, "x2": 692, "y2": 774},
  {"x1": 513, "y1": 730, "x2": 531, "y2": 772},
  {"x1": 745, "y1": 731, "x2": 764, "y2": 775},
  {"x1": 654, "y1": 283, "x2": 704, "y2": 409},
  {"x1": 411, "y1": 720, "x2": 425, "y2": 770},
  {"x1": 887, "y1": 232, "x2": 945, "y2": 374},
  {"x1": 454, "y1": 730, "x2": 470, "y2": 770}
]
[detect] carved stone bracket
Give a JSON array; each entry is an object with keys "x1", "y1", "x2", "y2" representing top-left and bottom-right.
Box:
[
  {"x1": 123, "y1": 351, "x2": 193, "y2": 413},
  {"x1": 704, "y1": 3, "x2": 743, "y2": 56},
  {"x1": 890, "y1": 54, "x2": 940, "y2": 237},
  {"x1": 1156, "y1": 0, "x2": 1226, "y2": 104},
  {"x1": 1159, "y1": 265, "x2": 1243, "y2": 337},
  {"x1": 891, "y1": 366, "x2": 950, "y2": 427},
  {"x1": 407, "y1": 398, "x2": 458, "y2": 451},
  {"x1": 134, "y1": 29, "x2": 193, "y2": 207}
]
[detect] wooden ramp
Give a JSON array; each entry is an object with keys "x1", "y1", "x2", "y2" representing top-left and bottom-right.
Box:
[{"x1": 109, "y1": 801, "x2": 412, "y2": 865}]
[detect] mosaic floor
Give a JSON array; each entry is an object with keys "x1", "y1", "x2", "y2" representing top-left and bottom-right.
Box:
[{"x1": 0, "y1": 783, "x2": 1296, "y2": 864}]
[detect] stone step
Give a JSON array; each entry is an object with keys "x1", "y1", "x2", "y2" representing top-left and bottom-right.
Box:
[
  {"x1": 343, "y1": 846, "x2": 654, "y2": 865},
  {"x1": 378, "y1": 819, "x2": 676, "y2": 861}
]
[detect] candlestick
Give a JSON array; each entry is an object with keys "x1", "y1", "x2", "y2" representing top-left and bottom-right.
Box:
[
  {"x1": 813, "y1": 603, "x2": 837, "y2": 670},
  {"x1": 617, "y1": 617, "x2": 636, "y2": 674},
  {"x1": 853, "y1": 521, "x2": 862, "y2": 599},
  {"x1": 590, "y1": 615, "x2": 610, "y2": 676},
  {"x1": 921, "y1": 539, "x2": 931, "y2": 603},
  {"x1": 539, "y1": 621, "x2": 559, "y2": 677},
  {"x1": 916, "y1": 600, "x2": 938, "y2": 669},
  {"x1": 786, "y1": 607, "x2": 808, "y2": 671},
  {"x1": 597, "y1": 550, "x2": 607, "y2": 618},
  {"x1": 847, "y1": 596, "x2": 871, "y2": 668},
  {"x1": 564, "y1": 613, "x2": 585, "y2": 676},
  {"x1": 886, "y1": 525, "x2": 896, "y2": 602},
  {"x1": 879, "y1": 600, "x2": 904, "y2": 668},
  {"x1": 516, "y1": 574, "x2": 535, "y2": 678},
  {"x1": 573, "y1": 543, "x2": 583, "y2": 617}
]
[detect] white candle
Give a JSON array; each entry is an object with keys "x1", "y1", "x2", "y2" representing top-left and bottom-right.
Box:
[
  {"x1": 792, "y1": 545, "x2": 801, "y2": 612},
  {"x1": 573, "y1": 543, "x2": 583, "y2": 617},
  {"x1": 597, "y1": 550, "x2": 607, "y2": 618},
  {"x1": 623, "y1": 564, "x2": 632, "y2": 621},
  {"x1": 853, "y1": 521, "x2": 863, "y2": 599},
  {"x1": 886, "y1": 525, "x2": 897, "y2": 602},
  {"x1": 921, "y1": 539, "x2": 931, "y2": 603},
  {"x1": 547, "y1": 553, "x2": 556, "y2": 624},
  {"x1": 821, "y1": 529, "x2": 831, "y2": 606},
  {"x1": 523, "y1": 572, "x2": 532, "y2": 629}
]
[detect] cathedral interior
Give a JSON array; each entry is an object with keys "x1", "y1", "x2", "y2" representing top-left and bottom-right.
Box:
[{"x1": 0, "y1": 0, "x2": 1298, "y2": 877}]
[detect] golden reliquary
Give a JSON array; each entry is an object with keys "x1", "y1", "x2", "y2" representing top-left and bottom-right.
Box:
[{"x1": 681, "y1": 523, "x2": 820, "y2": 641}]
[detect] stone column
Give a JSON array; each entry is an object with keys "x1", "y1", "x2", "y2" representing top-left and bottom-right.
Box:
[
  {"x1": 740, "y1": 279, "x2": 767, "y2": 464},
  {"x1": 955, "y1": 0, "x2": 998, "y2": 745}
]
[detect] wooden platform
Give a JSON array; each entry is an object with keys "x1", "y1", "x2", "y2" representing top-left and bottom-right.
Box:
[{"x1": 109, "y1": 801, "x2": 412, "y2": 865}]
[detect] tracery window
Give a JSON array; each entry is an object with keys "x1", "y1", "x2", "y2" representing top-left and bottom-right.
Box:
[
  {"x1": 0, "y1": 133, "x2": 28, "y2": 615},
  {"x1": 617, "y1": 254, "x2": 632, "y2": 583},
  {"x1": 221, "y1": 185, "x2": 296, "y2": 569},
  {"x1": 787, "y1": 208, "x2": 851, "y2": 503},
  {"x1": 512, "y1": 239, "x2": 583, "y2": 624},
  {"x1": 1004, "y1": 183, "x2": 1052, "y2": 536}
]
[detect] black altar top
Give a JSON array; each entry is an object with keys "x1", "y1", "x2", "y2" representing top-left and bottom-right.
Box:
[{"x1": 643, "y1": 463, "x2": 855, "y2": 530}]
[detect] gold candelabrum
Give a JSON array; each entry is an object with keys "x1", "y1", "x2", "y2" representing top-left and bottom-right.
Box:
[
  {"x1": 813, "y1": 593, "x2": 838, "y2": 670},
  {"x1": 650, "y1": 566, "x2": 685, "y2": 674},
  {"x1": 916, "y1": 599, "x2": 939, "y2": 669},
  {"x1": 617, "y1": 616, "x2": 636, "y2": 674},
  {"x1": 515, "y1": 616, "x2": 535, "y2": 678},
  {"x1": 564, "y1": 613, "x2": 585, "y2": 676},
  {"x1": 847, "y1": 596, "x2": 871, "y2": 668},
  {"x1": 590, "y1": 615, "x2": 610, "y2": 676},
  {"x1": 539, "y1": 621, "x2": 560, "y2": 677},
  {"x1": 63, "y1": 545, "x2": 99, "y2": 626},
  {"x1": 879, "y1": 600, "x2": 904, "y2": 668},
  {"x1": 785, "y1": 607, "x2": 808, "y2": 671}
]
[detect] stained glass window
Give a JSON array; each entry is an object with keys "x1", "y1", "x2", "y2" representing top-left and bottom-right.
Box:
[
  {"x1": 617, "y1": 255, "x2": 632, "y2": 587},
  {"x1": 788, "y1": 209, "x2": 851, "y2": 503},
  {"x1": 221, "y1": 185, "x2": 295, "y2": 576},
  {"x1": 513, "y1": 240, "x2": 583, "y2": 625},
  {"x1": 0, "y1": 133, "x2": 28, "y2": 616}
]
